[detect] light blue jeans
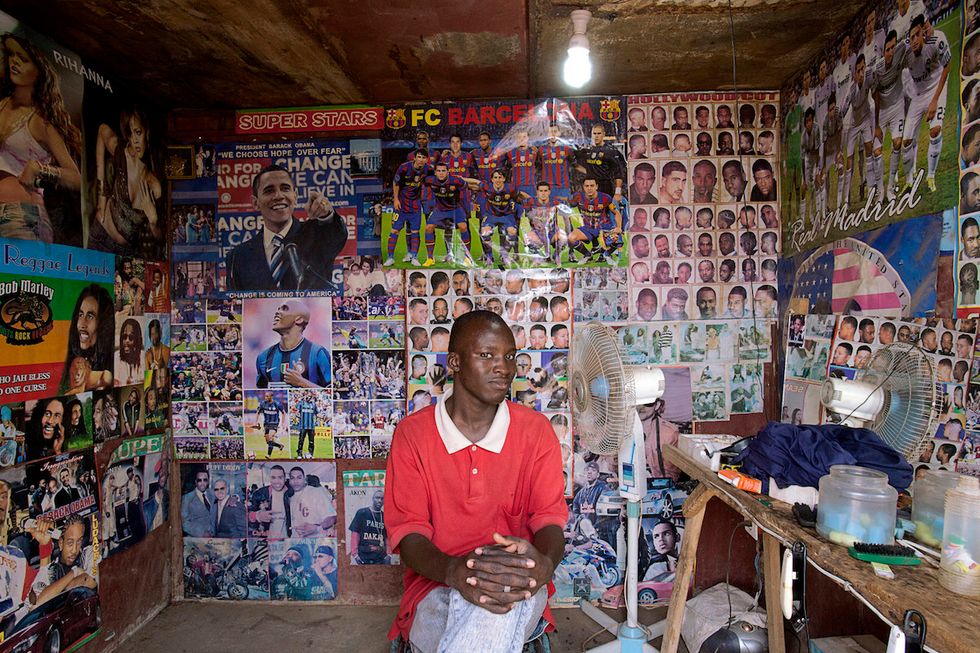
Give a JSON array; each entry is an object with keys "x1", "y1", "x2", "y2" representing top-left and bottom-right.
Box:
[{"x1": 409, "y1": 586, "x2": 547, "y2": 653}]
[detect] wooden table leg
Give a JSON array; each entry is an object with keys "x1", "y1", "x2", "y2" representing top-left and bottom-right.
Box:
[
  {"x1": 660, "y1": 488, "x2": 714, "y2": 653},
  {"x1": 762, "y1": 533, "x2": 786, "y2": 653}
]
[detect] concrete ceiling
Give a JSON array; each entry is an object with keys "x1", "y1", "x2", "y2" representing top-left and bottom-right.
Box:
[{"x1": 1, "y1": 0, "x2": 869, "y2": 108}]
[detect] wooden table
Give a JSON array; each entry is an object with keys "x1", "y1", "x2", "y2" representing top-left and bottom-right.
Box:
[{"x1": 660, "y1": 444, "x2": 980, "y2": 653}]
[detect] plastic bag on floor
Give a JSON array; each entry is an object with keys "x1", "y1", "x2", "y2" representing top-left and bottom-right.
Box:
[{"x1": 681, "y1": 583, "x2": 767, "y2": 653}]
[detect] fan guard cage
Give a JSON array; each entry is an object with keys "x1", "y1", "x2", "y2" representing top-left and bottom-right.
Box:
[
  {"x1": 571, "y1": 322, "x2": 636, "y2": 456},
  {"x1": 862, "y1": 344, "x2": 941, "y2": 462}
]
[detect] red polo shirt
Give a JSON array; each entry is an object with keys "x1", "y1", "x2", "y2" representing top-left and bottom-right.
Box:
[{"x1": 384, "y1": 401, "x2": 568, "y2": 641}]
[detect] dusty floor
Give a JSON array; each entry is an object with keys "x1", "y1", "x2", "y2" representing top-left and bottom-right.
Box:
[{"x1": 121, "y1": 601, "x2": 677, "y2": 652}]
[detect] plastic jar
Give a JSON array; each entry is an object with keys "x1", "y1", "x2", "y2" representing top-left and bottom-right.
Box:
[
  {"x1": 939, "y1": 476, "x2": 980, "y2": 596},
  {"x1": 816, "y1": 465, "x2": 897, "y2": 546},
  {"x1": 912, "y1": 470, "x2": 964, "y2": 547}
]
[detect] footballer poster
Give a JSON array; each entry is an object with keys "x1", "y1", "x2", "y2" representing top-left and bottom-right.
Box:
[
  {"x1": 342, "y1": 469, "x2": 397, "y2": 565},
  {"x1": 0, "y1": 238, "x2": 115, "y2": 403},
  {"x1": 379, "y1": 97, "x2": 628, "y2": 269},
  {"x1": 780, "y1": 0, "x2": 961, "y2": 255}
]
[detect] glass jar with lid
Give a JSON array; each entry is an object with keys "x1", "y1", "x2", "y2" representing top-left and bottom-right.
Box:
[{"x1": 817, "y1": 465, "x2": 897, "y2": 546}]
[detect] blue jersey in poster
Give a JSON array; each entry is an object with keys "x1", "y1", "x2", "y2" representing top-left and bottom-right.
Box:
[{"x1": 256, "y1": 339, "x2": 331, "y2": 388}]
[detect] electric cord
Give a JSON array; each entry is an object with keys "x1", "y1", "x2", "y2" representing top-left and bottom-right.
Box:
[{"x1": 726, "y1": 519, "x2": 753, "y2": 627}]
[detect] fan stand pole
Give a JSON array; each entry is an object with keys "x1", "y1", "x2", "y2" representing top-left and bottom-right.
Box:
[{"x1": 581, "y1": 412, "x2": 665, "y2": 652}]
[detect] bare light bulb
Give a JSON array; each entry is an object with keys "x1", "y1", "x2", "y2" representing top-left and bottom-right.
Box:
[{"x1": 563, "y1": 10, "x2": 592, "y2": 88}]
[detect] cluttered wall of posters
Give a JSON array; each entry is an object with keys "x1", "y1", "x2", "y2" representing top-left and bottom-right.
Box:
[{"x1": 780, "y1": 0, "x2": 961, "y2": 256}]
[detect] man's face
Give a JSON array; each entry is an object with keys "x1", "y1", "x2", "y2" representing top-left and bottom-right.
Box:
[
  {"x1": 634, "y1": 169, "x2": 655, "y2": 197},
  {"x1": 269, "y1": 467, "x2": 286, "y2": 492},
  {"x1": 717, "y1": 106, "x2": 731, "y2": 125},
  {"x1": 214, "y1": 481, "x2": 229, "y2": 501},
  {"x1": 583, "y1": 179, "x2": 598, "y2": 199},
  {"x1": 452, "y1": 300, "x2": 470, "y2": 319},
  {"x1": 586, "y1": 466, "x2": 598, "y2": 482},
  {"x1": 697, "y1": 235, "x2": 713, "y2": 257},
  {"x1": 77, "y1": 296, "x2": 99, "y2": 351},
  {"x1": 637, "y1": 293, "x2": 657, "y2": 320},
  {"x1": 854, "y1": 349, "x2": 871, "y2": 369},
  {"x1": 552, "y1": 301, "x2": 570, "y2": 322},
  {"x1": 60, "y1": 521, "x2": 86, "y2": 566},
  {"x1": 753, "y1": 167, "x2": 774, "y2": 196},
  {"x1": 958, "y1": 338, "x2": 973, "y2": 358},
  {"x1": 652, "y1": 523, "x2": 676, "y2": 554},
  {"x1": 535, "y1": 183, "x2": 551, "y2": 203},
  {"x1": 479, "y1": 134, "x2": 491, "y2": 150},
  {"x1": 898, "y1": 326, "x2": 912, "y2": 343},
  {"x1": 591, "y1": 126, "x2": 605, "y2": 146},
  {"x1": 433, "y1": 299, "x2": 449, "y2": 321},
  {"x1": 696, "y1": 133, "x2": 711, "y2": 155},
  {"x1": 754, "y1": 289, "x2": 774, "y2": 315},
  {"x1": 435, "y1": 165, "x2": 448, "y2": 180},
  {"x1": 289, "y1": 469, "x2": 307, "y2": 492},
  {"x1": 60, "y1": 469, "x2": 70, "y2": 485},
  {"x1": 677, "y1": 235, "x2": 692, "y2": 257},
  {"x1": 692, "y1": 163, "x2": 716, "y2": 200},
  {"x1": 854, "y1": 59, "x2": 866, "y2": 87},
  {"x1": 696, "y1": 107, "x2": 710, "y2": 128},
  {"x1": 661, "y1": 171, "x2": 686, "y2": 202},
  {"x1": 633, "y1": 237, "x2": 650, "y2": 259},
  {"x1": 655, "y1": 237, "x2": 670, "y2": 258},
  {"x1": 529, "y1": 328, "x2": 547, "y2": 349},
  {"x1": 42, "y1": 400, "x2": 63, "y2": 441},
  {"x1": 674, "y1": 108, "x2": 688, "y2": 126},
  {"x1": 833, "y1": 345, "x2": 850, "y2": 365},
  {"x1": 629, "y1": 110, "x2": 644, "y2": 129},
  {"x1": 941, "y1": 331, "x2": 953, "y2": 352},
  {"x1": 196, "y1": 472, "x2": 210, "y2": 492},
  {"x1": 697, "y1": 290, "x2": 717, "y2": 317},
  {"x1": 720, "y1": 234, "x2": 735, "y2": 255},
  {"x1": 698, "y1": 260, "x2": 714, "y2": 282},
  {"x1": 372, "y1": 490, "x2": 384, "y2": 510},
  {"x1": 666, "y1": 295, "x2": 686, "y2": 316},
  {"x1": 922, "y1": 330, "x2": 937, "y2": 350},
  {"x1": 410, "y1": 302, "x2": 428, "y2": 324},
  {"x1": 723, "y1": 165, "x2": 746, "y2": 198},
  {"x1": 719, "y1": 261, "x2": 735, "y2": 282},
  {"x1": 452, "y1": 326, "x2": 517, "y2": 405},
  {"x1": 884, "y1": 37, "x2": 896, "y2": 66},
  {"x1": 879, "y1": 327, "x2": 895, "y2": 345},
  {"x1": 861, "y1": 323, "x2": 875, "y2": 342},
  {"x1": 553, "y1": 327, "x2": 569, "y2": 349},
  {"x1": 728, "y1": 291, "x2": 745, "y2": 315},
  {"x1": 633, "y1": 209, "x2": 648, "y2": 229},
  {"x1": 272, "y1": 301, "x2": 307, "y2": 333},
  {"x1": 963, "y1": 225, "x2": 980, "y2": 258},
  {"x1": 120, "y1": 323, "x2": 137, "y2": 355},
  {"x1": 910, "y1": 24, "x2": 923, "y2": 55},
  {"x1": 452, "y1": 273, "x2": 469, "y2": 295},
  {"x1": 968, "y1": 179, "x2": 980, "y2": 212},
  {"x1": 252, "y1": 170, "x2": 296, "y2": 229}
]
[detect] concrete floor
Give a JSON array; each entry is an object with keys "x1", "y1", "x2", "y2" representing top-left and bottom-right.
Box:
[{"x1": 123, "y1": 602, "x2": 678, "y2": 652}]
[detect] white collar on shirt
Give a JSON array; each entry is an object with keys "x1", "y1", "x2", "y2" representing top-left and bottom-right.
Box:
[
  {"x1": 262, "y1": 219, "x2": 293, "y2": 265},
  {"x1": 435, "y1": 387, "x2": 510, "y2": 454}
]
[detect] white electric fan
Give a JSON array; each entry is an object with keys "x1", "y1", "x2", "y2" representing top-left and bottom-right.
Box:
[
  {"x1": 821, "y1": 343, "x2": 942, "y2": 462},
  {"x1": 571, "y1": 321, "x2": 667, "y2": 653}
]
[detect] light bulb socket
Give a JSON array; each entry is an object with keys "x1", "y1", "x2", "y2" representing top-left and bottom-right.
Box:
[{"x1": 570, "y1": 9, "x2": 592, "y2": 35}]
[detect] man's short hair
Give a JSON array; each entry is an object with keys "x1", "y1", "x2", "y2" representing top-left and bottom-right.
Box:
[
  {"x1": 667, "y1": 288, "x2": 688, "y2": 302},
  {"x1": 662, "y1": 161, "x2": 687, "y2": 177},
  {"x1": 722, "y1": 160, "x2": 744, "y2": 176},
  {"x1": 757, "y1": 285, "x2": 777, "y2": 300},
  {"x1": 448, "y1": 310, "x2": 509, "y2": 353},
  {"x1": 251, "y1": 164, "x2": 291, "y2": 196},
  {"x1": 961, "y1": 172, "x2": 979, "y2": 196},
  {"x1": 837, "y1": 342, "x2": 854, "y2": 355},
  {"x1": 752, "y1": 159, "x2": 773, "y2": 175},
  {"x1": 842, "y1": 316, "x2": 858, "y2": 330},
  {"x1": 634, "y1": 162, "x2": 656, "y2": 176},
  {"x1": 729, "y1": 286, "x2": 747, "y2": 299},
  {"x1": 910, "y1": 14, "x2": 925, "y2": 30}
]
